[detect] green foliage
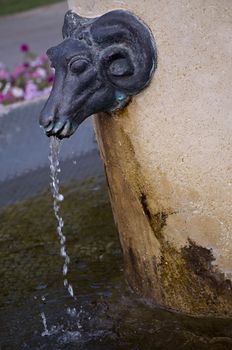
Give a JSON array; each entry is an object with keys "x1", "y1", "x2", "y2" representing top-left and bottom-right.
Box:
[{"x1": 0, "y1": 0, "x2": 63, "y2": 16}]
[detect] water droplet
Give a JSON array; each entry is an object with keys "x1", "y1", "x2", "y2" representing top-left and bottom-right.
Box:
[
  {"x1": 68, "y1": 284, "x2": 74, "y2": 297},
  {"x1": 57, "y1": 194, "x2": 64, "y2": 202},
  {"x1": 64, "y1": 279, "x2": 68, "y2": 287},
  {"x1": 67, "y1": 307, "x2": 77, "y2": 317},
  {"x1": 41, "y1": 312, "x2": 49, "y2": 336},
  {"x1": 60, "y1": 246, "x2": 66, "y2": 257},
  {"x1": 63, "y1": 265, "x2": 68, "y2": 275}
]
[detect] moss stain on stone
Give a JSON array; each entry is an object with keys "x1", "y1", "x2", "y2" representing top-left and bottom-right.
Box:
[
  {"x1": 0, "y1": 178, "x2": 122, "y2": 308},
  {"x1": 120, "y1": 121, "x2": 232, "y2": 316},
  {"x1": 158, "y1": 240, "x2": 232, "y2": 317},
  {"x1": 95, "y1": 111, "x2": 232, "y2": 317},
  {"x1": 139, "y1": 192, "x2": 170, "y2": 240}
]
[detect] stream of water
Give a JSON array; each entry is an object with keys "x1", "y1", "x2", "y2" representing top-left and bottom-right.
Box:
[
  {"x1": 49, "y1": 136, "x2": 74, "y2": 301},
  {"x1": 41, "y1": 136, "x2": 79, "y2": 333}
]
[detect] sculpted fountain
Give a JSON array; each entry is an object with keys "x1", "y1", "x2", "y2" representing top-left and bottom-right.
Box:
[{"x1": 41, "y1": 0, "x2": 232, "y2": 318}]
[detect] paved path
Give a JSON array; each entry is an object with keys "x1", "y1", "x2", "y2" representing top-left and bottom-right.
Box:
[{"x1": 0, "y1": 2, "x2": 68, "y2": 69}]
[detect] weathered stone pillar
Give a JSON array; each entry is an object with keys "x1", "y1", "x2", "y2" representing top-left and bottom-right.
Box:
[{"x1": 68, "y1": 0, "x2": 232, "y2": 317}]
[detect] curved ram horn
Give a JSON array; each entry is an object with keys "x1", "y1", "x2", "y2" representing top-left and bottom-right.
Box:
[{"x1": 90, "y1": 10, "x2": 157, "y2": 95}]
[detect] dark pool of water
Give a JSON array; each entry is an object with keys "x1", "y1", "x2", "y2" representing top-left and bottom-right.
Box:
[{"x1": 1, "y1": 177, "x2": 232, "y2": 350}]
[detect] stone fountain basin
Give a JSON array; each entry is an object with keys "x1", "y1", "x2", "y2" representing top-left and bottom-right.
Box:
[
  {"x1": 0, "y1": 98, "x2": 103, "y2": 208},
  {"x1": 1, "y1": 99, "x2": 232, "y2": 349}
]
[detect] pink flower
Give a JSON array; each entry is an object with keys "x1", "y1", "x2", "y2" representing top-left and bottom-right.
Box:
[
  {"x1": 20, "y1": 44, "x2": 29, "y2": 53},
  {"x1": 35, "y1": 67, "x2": 47, "y2": 79},
  {"x1": 23, "y1": 62, "x2": 30, "y2": 68},
  {"x1": 24, "y1": 80, "x2": 39, "y2": 100},
  {"x1": 0, "y1": 49, "x2": 55, "y2": 105},
  {"x1": 30, "y1": 67, "x2": 47, "y2": 80},
  {"x1": 40, "y1": 54, "x2": 49, "y2": 64},
  {"x1": 12, "y1": 64, "x2": 26, "y2": 78},
  {"x1": 30, "y1": 54, "x2": 48, "y2": 67},
  {"x1": 30, "y1": 71, "x2": 39, "y2": 79},
  {"x1": 0, "y1": 69, "x2": 10, "y2": 80},
  {"x1": 2, "y1": 82, "x2": 11, "y2": 95},
  {"x1": 11, "y1": 87, "x2": 24, "y2": 98},
  {"x1": 1, "y1": 90, "x2": 14, "y2": 104},
  {"x1": 47, "y1": 74, "x2": 54, "y2": 84}
]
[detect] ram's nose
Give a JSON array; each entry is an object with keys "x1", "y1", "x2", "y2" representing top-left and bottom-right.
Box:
[
  {"x1": 40, "y1": 104, "x2": 78, "y2": 139},
  {"x1": 40, "y1": 98, "x2": 56, "y2": 128}
]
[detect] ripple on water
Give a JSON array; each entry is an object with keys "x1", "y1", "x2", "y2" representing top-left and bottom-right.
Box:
[{"x1": 0, "y1": 167, "x2": 232, "y2": 349}]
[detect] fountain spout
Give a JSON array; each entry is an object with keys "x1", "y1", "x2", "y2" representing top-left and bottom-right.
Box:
[{"x1": 39, "y1": 9, "x2": 157, "y2": 139}]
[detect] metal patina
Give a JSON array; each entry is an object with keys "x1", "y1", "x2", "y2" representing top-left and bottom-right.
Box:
[{"x1": 40, "y1": 9, "x2": 157, "y2": 138}]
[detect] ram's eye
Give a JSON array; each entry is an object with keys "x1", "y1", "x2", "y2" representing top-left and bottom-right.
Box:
[{"x1": 69, "y1": 59, "x2": 89, "y2": 74}]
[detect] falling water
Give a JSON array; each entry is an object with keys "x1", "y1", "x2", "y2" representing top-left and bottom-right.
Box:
[
  {"x1": 41, "y1": 312, "x2": 49, "y2": 336},
  {"x1": 40, "y1": 136, "x2": 81, "y2": 335},
  {"x1": 48, "y1": 136, "x2": 75, "y2": 301}
]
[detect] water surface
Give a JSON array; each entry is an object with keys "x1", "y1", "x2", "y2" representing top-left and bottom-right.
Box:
[{"x1": 0, "y1": 176, "x2": 232, "y2": 350}]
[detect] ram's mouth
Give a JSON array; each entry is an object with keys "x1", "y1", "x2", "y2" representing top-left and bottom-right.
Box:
[{"x1": 44, "y1": 119, "x2": 78, "y2": 139}]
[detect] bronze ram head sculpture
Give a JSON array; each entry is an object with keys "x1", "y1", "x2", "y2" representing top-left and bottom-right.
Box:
[{"x1": 40, "y1": 9, "x2": 157, "y2": 138}]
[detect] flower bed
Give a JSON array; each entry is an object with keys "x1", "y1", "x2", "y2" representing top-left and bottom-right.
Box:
[{"x1": 0, "y1": 44, "x2": 54, "y2": 105}]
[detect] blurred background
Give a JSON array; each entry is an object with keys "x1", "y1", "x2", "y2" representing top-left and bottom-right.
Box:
[
  {"x1": 0, "y1": 0, "x2": 67, "y2": 68},
  {"x1": 0, "y1": 1, "x2": 67, "y2": 107}
]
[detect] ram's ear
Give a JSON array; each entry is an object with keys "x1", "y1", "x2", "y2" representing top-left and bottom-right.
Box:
[
  {"x1": 109, "y1": 56, "x2": 134, "y2": 77},
  {"x1": 62, "y1": 10, "x2": 83, "y2": 39}
]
